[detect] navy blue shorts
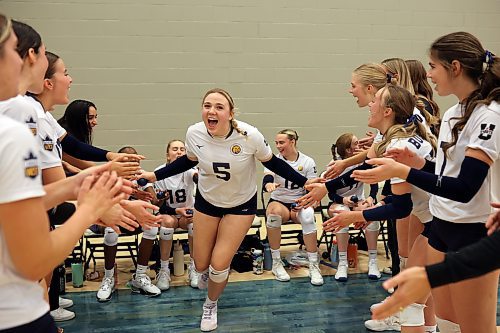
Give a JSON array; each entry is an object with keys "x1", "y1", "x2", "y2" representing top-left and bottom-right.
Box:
[
  {"x1": 0, "y1": 312, "x2": 57, "y2": 333},
  {"x1": 428, "y1": 216, "x2": 487, "y2": 252},
  {"x1": 268, "y1": 198, "x2": 295, "y2": 211},
  {"x1": 194, "y1": 191, "x2": 257, "y2": 218}
]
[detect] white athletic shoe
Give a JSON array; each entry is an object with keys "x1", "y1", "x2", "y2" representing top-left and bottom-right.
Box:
[
  {"x1": 200, "y1": 301, "x2": 218, "y2": 332},
  {"x1": 198, "y1": 271, "x2": 209, "y2": 290},
  {"x1": 368, "y1": 259, "x2": 382, "y2": 280},
  {"x1": 272, "y1": 260, "x2": 290, "y2": 282},
  {"x1": 189, "y1": 266, "x2": 200, "y2": 289},
  {"x1": 96, "y1": 277, "x2": 115, "y2": 302},
  {"x1": 308, "y1": 262, "x2": 324, "y2": 286},
  {"x1": 364, "y1": 314, "x2": 401, "y2": 331},
  {"x1": 335, "y1": 262, "x2": 348, "y2": 282},
  {"x1": 130, "y1": 274, "x2": 161, "y2": 297},
  {"x1": 59, "y1": 297, "x2": 73, "y2": 308},
  {"x1": 155, "y1": 269, "x2": 171, "y2": 291},
  {"x1": 50, "y1": 307, "x2": 75, "y2": 322}
]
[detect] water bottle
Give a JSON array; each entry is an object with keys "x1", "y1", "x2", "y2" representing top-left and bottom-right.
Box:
[
  {"x1": 58, "y1": 264, "x2": 66, "y2": 295},
  {"x1": 350, "y1": 195, "x2": 359, "y2": 203},
  {"x1": 113, "y1": 263, "x2": 118, "y2": 288},
  {"x1": 251, "y1": 248, "x2": 263, "y2": 274},
  {"x1": 263, "y1": 242, "x2": 272, "y2": 271},
  {"x1": 71, "y1": 262, "x2": 84, "y2": 288},
  {"x1": 173, "y1": 241, "x2": 185, "y2": 276},
  {"x1": 330, "y1": 238, "x2": 339, "y2": 267},
  {"x1": 347, "y1": 237, "x2": 358, "y2": 268}
]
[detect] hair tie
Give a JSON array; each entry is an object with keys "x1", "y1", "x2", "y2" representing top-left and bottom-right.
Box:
[
  {"x1": 484, "y1": 50, "x2": 494, "y2": 65},
  {"x1": 404, "y1": 114, "x2": 421, "y2": 127},
  {"x1": 386, "y1": 73, "x2": 393, "y2": 84}
]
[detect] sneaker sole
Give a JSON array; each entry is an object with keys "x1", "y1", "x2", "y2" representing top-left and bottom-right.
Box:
[
  {"x1": 200, "y1": 324, "x2": 217, "y2": 332},
  {"x1": 368, "y1": 274, "x2": 381, "y2": 280},
  {"x1": 274, "y1": 277, "x2": 290, "y2": 282},
  {"x1": 366, "y1": 327, "x2": 401, "y2": 332},
  {"x1": 310, "y1": 280, "x2": 324, "y2": 286},
  {"x1": 130, "y1": 285, "x2": 161, "y2": 297},
  {"x1": 52, "y1": 314, "x2": 76, "y2": 322}
]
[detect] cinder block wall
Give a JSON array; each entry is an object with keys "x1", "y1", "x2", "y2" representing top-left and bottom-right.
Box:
[{"x1": 2, "y1": 0, "x2": 499, "y2": 173}]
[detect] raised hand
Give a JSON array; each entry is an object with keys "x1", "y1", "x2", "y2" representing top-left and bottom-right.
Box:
[
  {"x1": 264, "y1": 182, "x2": 280, "y2": 193},
  {"x1": 296, "y1": 183, "x2": 327, "y2": 208},
  {"x1": 486, "y1": 202, "x2": 500, "y2": 236},
  {"x1": 121, "y1": 200, "x2": 161, "y2": 230},
  {"x1": 98, "y1": 200, "x2": 139, "y2": 233},
  {"x1": 352, "y1": 158, "x2": 408, "y2": 184},
  {"x1": 323, "y1": 159, "x2": 346, "y2": 179},
  {"x1": 383, "y1": 146, "x2": 426, "y2": 169},
  {"x1": 322, "y1": 210, "x2": 364, "y2": 232}
]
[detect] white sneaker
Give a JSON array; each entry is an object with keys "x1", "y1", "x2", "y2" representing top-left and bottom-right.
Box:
[
  {"x1": 198, "y1": 271, "x2": 209, "y2": 290},
  {"x1": 370, "y1": 297, "x2": 388, "y2": 312},
  {"x1": 130, "y1": 274, "x2": 161, "y2": 297},
  {"x1": 156, "y1": 269, "x2": 171, "y2": 291},
  {"x1": 364, "y1": 314, "x2": 401, "y2": 331},
  {"x1": 272, "y1": 260, "x2": 290, "y2": 282},
  {"x1": 200, "y1": 301, "x2": 218, "y2": 332},
  {"x1": 335, "y1": 262, "x2": 348, "y2": 282},
  {"x1": 308, "y1": 262, "x2": 324, "y2": 286},
  {"x1": 189, "y1": 266, "x2": 200, "y2": 289},
  {"x1": 96, "y1": 276, "x2": 115, "y2": 302},
  {"x1": 368, "y1": 259, "x2": 381, "y2": 280},
  {"x1": 50, "y1": 307, "x2": 75, "y2": 322},
  {"x1": 59, "y1": 297, "x2": 73, "y2": 308}
]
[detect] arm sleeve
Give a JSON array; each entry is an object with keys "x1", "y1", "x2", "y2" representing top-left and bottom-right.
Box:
[
  {"x1": 154, "y1": 155, "x2": 199, "y2": 181},
  {"x1": 261, "y1": 155, "x2": 307, "y2": 187},
  {"x1": 406, "y1": 156, "x2": 489, "y2": 203},
  {"x1": 60, "y1": 134, "x2": 109, "y2": 162},
  {"x1": 421, "y1": 159, "x2": 436, "y2": 174},
  {"x1": 369, "y1": 183, "x2": 379, "y2": 199},
  {"x1": 328, "y1": 192, "x2": 344, "y2": 204},
  {"x1": 325, "y1": 162, "x2": 372, "y2": 193},
  {"x1": 426, "y1": 230, "x2": 500, "y2": 288},
  {"x1": 362, "y1": 193, "x2": 413, "y2": 221}
]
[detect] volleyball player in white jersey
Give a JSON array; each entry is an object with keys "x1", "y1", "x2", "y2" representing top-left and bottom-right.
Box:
[
  {"x1": 352, "y1": 32, "x2": 500, "y2": 333},
  {"x1": 153, "y1": 139, "x2": 199, "y2": 289},
  {"x1": 263, "y1": 129, "x2": 323, "y2": 286},
  {"x1": 140, "y1": 88, "x2": 317, "y2": 332},
  {"x1": 0, "y1": 15, "x2": 132, "y2": 331},
  {"x1": 327, "y1": 133, "x2": 381, "y2": 282}
]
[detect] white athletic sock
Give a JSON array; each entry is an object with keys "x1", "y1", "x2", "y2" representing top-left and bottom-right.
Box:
[
  {"x1": 424, "y1": 325, "x2": 437, "y2": 333},
  {"x1": 307, "y1": 251, "x2": 318, "y2": 263},
  {"x1": 205, "y1": 296, "x2": 218, "y2": 305},
  {"x1": 368, "y1": 250, "x2": 377, "y2": 261},
  {"x1": 104, "y1": 268, "x2": 114, "y2": 278},
  {"x1": 271, "y1": 249, "x2": 281, "y2": 260},
  {"x1": 136, "y1": 264, "x2": 148, "y2": 276},
  {"x1": 161, "y1": 260, "x2": 169, "y2": 271},
  {"x1": 339, "y1": 251, "x2": 348, "y2": 264}
]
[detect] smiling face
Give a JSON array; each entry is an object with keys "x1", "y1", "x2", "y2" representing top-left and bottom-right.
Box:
[
  {"x1": 87, "y1": 106, "x2": 98, "y2": 128},
  {"x1": 349, "y1": 73, "x2": 374, "y2": 107},
  {"x1": 202, "y1": 92, "x2": 233, "y2": 137},
  {"x1": 367, "y1": 88, "x2": 389, "y2": 130},
  {"x1": 46, "y1": 58, "x2": 72, "y2": 106},
  {"x1": 166, "y1": 140, "x2": 186, "y2": 163},
  {"x1": 275, "y1": 133, "x2": 296, "y2": 157},
  {"x1": 427, "y1": 55, "x2": 453, "y2": 97}
]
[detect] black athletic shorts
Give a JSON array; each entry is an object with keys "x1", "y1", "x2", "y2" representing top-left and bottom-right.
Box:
[
  {"x1": 267, "y1": 198, "x2": 296, "y2": 211},
  {"x1": 0, "y1": 312, "x2": 57, "y2": 333},
  {"x1": 195, "y1": 191, "x2": 257, "y2": 218},
  {"x1": 421, "y1": 221, "x2": 432, "y2": 239},
  {"x1": 428, "y1": 216, "x2": 487, "y2": 252}
]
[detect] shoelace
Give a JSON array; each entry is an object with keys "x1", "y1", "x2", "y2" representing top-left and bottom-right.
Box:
[
  {"x1": 157, "y1": 271, "x2": 170, "y2": 281},
  {"x1": 101, "y1": 278, "x2": 113, "y2": 290},
  {"x1": 137, "y1": 275, "x2": 152, "y2": 286},
  {"x1": 202, "y1": 304, "x2": 216, "y2": 320}
]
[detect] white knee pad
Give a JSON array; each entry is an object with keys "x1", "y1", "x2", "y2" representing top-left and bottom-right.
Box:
[
  {"x1": 436, "y1": 317, "x2": 461, "y2": 333},
  {"x1": 159, "y1": 227, "x2": 174, "y2": 241},
  {"x1": 400, "y1": 303, "x2": 425, "y2": 327},
  {"x1": 187, "y1": 223, "x2": 193, "y2": 237},
  {"x1": 266, "y1": 214, "x2": 282, "y2": 229},
  {"x1": 297, "y1": 207, "x2": 316, "y2": 235},
  {"x1": 209, "y1": 265, "x2": 229, "y2": 283},
  {"x1": 103, "y1": 227, "x2": 118, "y2": 246},
  {"x1": 365, "y1": 220, "x2": 380, "y2": 232},
  {"x1": 142, "y1": 226, "x2": 158, "y2": 240}
]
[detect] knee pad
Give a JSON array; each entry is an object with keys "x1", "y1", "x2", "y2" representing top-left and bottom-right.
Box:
[
  {"x1": 335, "y1": 226, "x2": 349, "y2": 234},
  {"x1": 103, "y1": 227, "x2": 118, "y2": 246},
  {"x1": 400, "y1": 303, "x2": 425, "y2": 327},
  {"x1": 209, "y1": 265, "x2": 229, "y2": 283},
  {"x1": 142, "y1": 226, "x2": 158, "y2": 240},
  {"x1": 436, "y1": 317, "x2": 461, "y2": 333},
  {"x1": 365, "y1": 220, "x2": 380, "y2": 232},
  {"x1": 266, "y1": 214, "x2": 282, "y2": 229},
  {"x1": 159, "y1": 227, "x2": 174, "y2": 241},
  {"x1": 297, "y1": 207, "x2": 316, "y2": 235},
  {"x1": 187, "y1": 223, "x2": 193, "y2": 237}
]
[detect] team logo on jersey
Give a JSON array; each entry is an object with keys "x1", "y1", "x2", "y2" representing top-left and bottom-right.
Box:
[
  {"x1": 24, "y1": 151, "x2": 39, "y2": 178},
  {"x1": 26, "y1": 117, "x2": 37, "y2": 136},
  {"x1": 298, "y1": 165, "x2": 303, "y2": 171},
  {"x1": 230, "y1": 144, "x2": 242, "y2": 155},
  {"x1": 43, "y1": 135, "x2": 54, "y2": 151},
  {"x1": 264, "y1": 139, "x2": 269, "y2": 146},
  {"x1": 478, "y1": 124, "x2": 495, "y2": 140}
]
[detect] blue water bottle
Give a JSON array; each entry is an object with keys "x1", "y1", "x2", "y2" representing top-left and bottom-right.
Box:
[
  {"x1": 263, "y1": 242, "x2": 272, "y2": 271},
  {"x1": 330, "y1": 238, "x2": 339, "y2": 267}
]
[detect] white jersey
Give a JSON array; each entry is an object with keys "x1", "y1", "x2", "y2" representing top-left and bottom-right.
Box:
[
  {"x1": 388, "y1": 135, "x2": 433, "y2": 223},
  {"x1": 185, "y1": 121, "x2": 272, "y2": 208},
  {"x1": 26, "y1": 96, "x2": 66, "y2": 169},
  {"x1": 154, "y1": 164, "x2": 196, "y2": 209},
  {"x1": 0, "y1": 116, "x2": 47, "y2": 330},
  {"x1": 333, "y1": 163, "x2": 365, "y2": 200},
  {"x1": 264, "y1": 152, "x2": 317, "y2": 203},
  {"x1": 0, "y1": 95, "x2": 38, "y2": 136},
  {"x1": 430, "y1": 102, "x2": 500, "y2": 223}
]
